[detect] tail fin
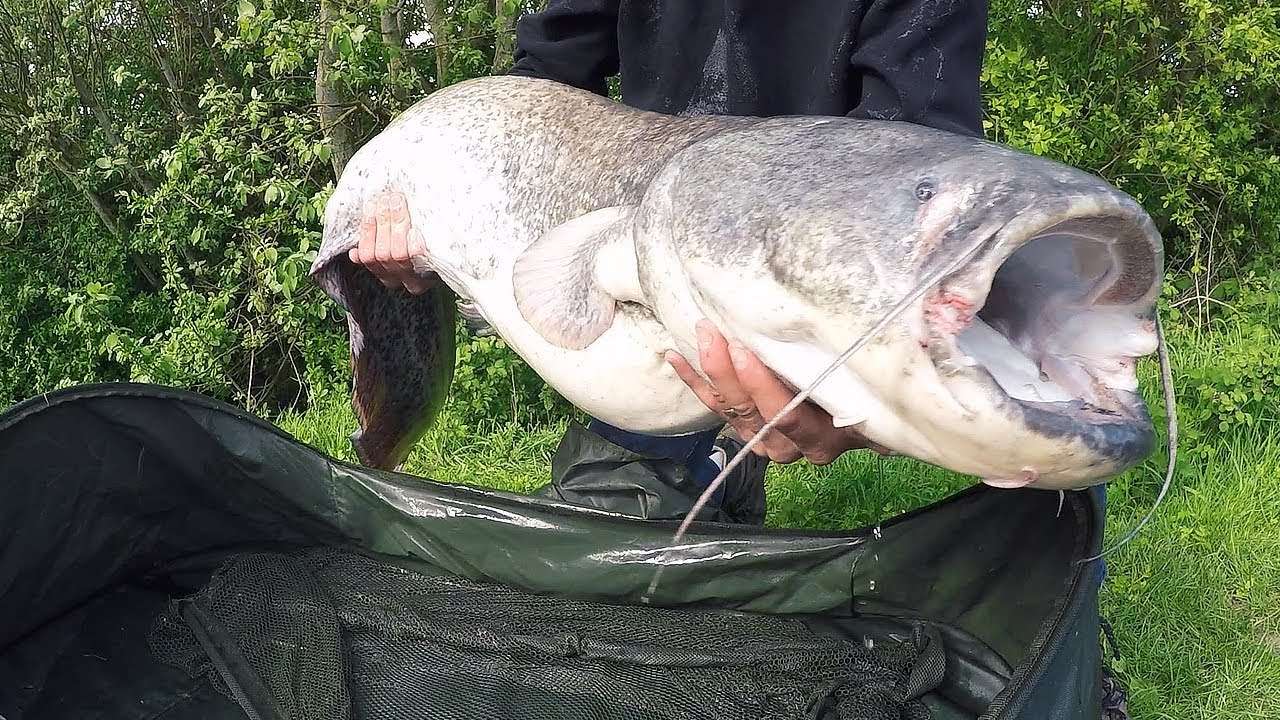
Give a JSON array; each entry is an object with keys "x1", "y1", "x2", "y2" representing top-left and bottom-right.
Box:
[
  {"x1": 310, "y1": 176, "x2": 458, "y2": 471},
  {"x1": 340, "y1": 271, "x2": 457, "y2": 471}
]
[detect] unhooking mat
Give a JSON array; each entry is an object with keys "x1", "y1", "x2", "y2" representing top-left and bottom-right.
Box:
[{"x1": 0, "y1": 383, "x2": 1106, "y2": 720}]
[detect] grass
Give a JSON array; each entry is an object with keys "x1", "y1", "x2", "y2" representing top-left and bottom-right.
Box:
[{"x1": 275, "y1": 324, "x2": 1280, "y2": 720}]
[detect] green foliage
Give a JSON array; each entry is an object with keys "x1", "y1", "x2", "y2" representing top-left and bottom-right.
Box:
[
  {"x1": 1160, "y1": 271, "x2": 1280, "y2": 454},
  {"x1": 983, "y1": 0, "x2": 1280, "y2": 284},
  {"x1": 0, "y1": 211, "x2": 158, "y2": 403},
  {"x1": 0, "y1": 0, "x2": 542, "y2": 413},
  {"x1": 450, "y1": 329, "x2": 576, "y2": 431},
  {"x1": 1, "y1": 0, "x2": 1278, "y2": 443}
]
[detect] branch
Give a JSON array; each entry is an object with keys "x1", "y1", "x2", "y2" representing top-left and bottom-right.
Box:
[
  {"x1": 46, "y1": 147, "x2": 161, "y2": 290},
  {"x1": 134, "y1": 0, "x2": 200, "y2": 124},
  {"x1": 46, "y1": 0, "x2": 158, "y2": 195}
]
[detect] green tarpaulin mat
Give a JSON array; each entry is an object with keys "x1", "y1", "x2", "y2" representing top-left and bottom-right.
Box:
[{"x1": 0, "y1": 383, "x2": 1106, "y2": 719}]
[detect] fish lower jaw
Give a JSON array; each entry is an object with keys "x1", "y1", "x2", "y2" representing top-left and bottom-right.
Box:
[
  {"x1": 917, "y1": 316, "x2": 1154, "y2": 487},
  {"x1": 902, "y1": 388, "x2": 1150, "y2": 490}
]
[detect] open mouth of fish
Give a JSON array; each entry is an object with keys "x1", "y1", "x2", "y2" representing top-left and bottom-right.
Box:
[{"x1": 925, "y1": 206, "x2": 1162, "y2": 465}]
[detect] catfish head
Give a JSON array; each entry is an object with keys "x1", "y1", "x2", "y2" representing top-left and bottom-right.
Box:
[{"x1": 640, "y1": 117, "x2": 1164, "y2": 490}]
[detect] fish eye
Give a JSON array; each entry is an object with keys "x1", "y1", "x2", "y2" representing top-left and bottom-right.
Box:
[{"x1": 914, "y1": 180, "x2": 937, "y2": 203}]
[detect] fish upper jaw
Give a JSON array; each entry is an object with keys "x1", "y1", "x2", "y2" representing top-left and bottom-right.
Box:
[{"x1": 906, "y1": 192, "x2": 1164, "y2": 489}]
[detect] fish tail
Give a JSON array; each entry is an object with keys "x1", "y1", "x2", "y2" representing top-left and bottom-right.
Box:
[
  {"x1": 310, "y1": 161, "x2": 458, "y2": 472},
  {"x1": 343, "y1": 269, "x2": 458, "y2": 470}
]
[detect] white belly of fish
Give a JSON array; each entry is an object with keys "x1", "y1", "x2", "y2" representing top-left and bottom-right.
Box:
[{"x1": 471, "y1": 272, "x2": 721, "y2": 436}]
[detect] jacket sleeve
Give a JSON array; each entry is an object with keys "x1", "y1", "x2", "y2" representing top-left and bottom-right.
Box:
[
  {"x1": 846, "y1": 0, "x2": 989, "y2": 137},
  {"x1": 507, "y1": 0, "x2": 621, "y2": 97}
]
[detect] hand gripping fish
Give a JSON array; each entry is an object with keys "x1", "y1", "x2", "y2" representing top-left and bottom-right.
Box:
[{"x1": 310, "y1": 75, "x2": 1166, "y2": 493}]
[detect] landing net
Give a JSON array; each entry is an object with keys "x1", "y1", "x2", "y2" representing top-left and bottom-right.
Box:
[{"x1": 149, "y1": 547, "x2": 945, "y2": 720}]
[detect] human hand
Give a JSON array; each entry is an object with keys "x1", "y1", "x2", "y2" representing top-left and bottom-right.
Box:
[
  {"x1": 666, "y1": 319, "x2": 893, "y2": 465},
  {"x1": 347, "y1": 190, "x2": 435, "y2": 294}
]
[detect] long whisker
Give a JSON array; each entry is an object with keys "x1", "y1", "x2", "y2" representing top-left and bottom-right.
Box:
[
  {"x1": 641, "y1": 234, "x2": 995, "y2": 602},
  {"x1": 1079, "y1": 313, "x2": 1177, "y2": 563}
]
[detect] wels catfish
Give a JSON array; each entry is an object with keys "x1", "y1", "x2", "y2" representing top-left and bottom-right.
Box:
[{"x1": 309, "y1": 74, "x2": 1164, "y2": 492}]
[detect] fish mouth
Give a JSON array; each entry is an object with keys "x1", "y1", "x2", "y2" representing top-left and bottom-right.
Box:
[{"x1": 925, "y1": 200, "x2": 1164, "y2": 481}]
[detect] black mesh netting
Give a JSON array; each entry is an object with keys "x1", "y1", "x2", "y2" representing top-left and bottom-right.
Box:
[{"x1": 148, "y1": 547, "x2": 946, "y2": 720}]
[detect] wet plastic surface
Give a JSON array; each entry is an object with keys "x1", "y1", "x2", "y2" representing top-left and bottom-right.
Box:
[{"x1": 0, "y1": 383, "x2": 1105, "y2": 719}]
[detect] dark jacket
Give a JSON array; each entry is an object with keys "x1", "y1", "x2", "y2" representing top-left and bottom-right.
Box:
[{"x1": 508, "y1": 0, "x2": 988, "y2": 137}]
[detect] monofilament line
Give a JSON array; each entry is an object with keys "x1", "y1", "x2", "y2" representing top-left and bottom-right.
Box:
[
  {"x1": 641, "y1": 234, "x2": 995, "y2": 602},
  {"x1": 1080, "y1": 313, "x2": 1177, "y2": 563}
]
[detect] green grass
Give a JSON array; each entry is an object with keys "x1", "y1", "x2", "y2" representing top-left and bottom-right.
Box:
[
  {"x1": 1099, "y1": 426, "x2": 1280, "y2": 718},
  {"x1": 275, "y1": 326, "x2": 1280, "y2": 720}
]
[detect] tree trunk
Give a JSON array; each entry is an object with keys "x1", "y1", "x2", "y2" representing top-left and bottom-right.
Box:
[
  {"x1": 422, "y1": 0, "x2": 450, "y2": 87},
  {"x1": 315, "y1": 0, "x2": 359, "y2": 177},
  {"x1": 491, "y1": 0, "x2": 515, "y2": 74},
  {"x1": 381, "y1": 0, "x2": 409, "y2": 104}
]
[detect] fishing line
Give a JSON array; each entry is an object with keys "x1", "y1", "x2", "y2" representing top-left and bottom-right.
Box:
[
  {"x1": 1071, "y1": 0, "x2": 1178, "y2": 564},
  {"x1": 641, "y1": 233, "x2": 996, "y2": 601},
  {"x1": 1079, "y1": 313, "x2": 1177, "y2": 563}
]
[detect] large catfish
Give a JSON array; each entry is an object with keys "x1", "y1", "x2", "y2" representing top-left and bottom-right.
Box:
[{"x1": 309, "y1": 75, "x2": 1164, "y2": 491}]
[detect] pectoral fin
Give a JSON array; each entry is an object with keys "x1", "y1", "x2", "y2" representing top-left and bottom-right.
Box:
[{"x1": 512, "y1": 205, "x2": 643, "y2": 351}]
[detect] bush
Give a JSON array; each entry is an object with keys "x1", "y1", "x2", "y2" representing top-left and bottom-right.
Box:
[
  {"x1": 982, "y1": 0, "x2": 1280, "y2": 283},
  {"x1": 1, "y1": 0, "x2": 1276, "y2": 438}
]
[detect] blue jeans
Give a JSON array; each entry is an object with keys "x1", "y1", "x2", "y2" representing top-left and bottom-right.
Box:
[{"x1": 1091, "y1": 483, "x2": 1109, "y2": 587}]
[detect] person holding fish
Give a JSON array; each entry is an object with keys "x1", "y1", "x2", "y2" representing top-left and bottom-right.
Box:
[
  {"x1": 350, "y1": 0, "x2": 994, "y2": 525},
  {"x1": 341, "y1": 5, "x2": 1129, "y2": 713}
]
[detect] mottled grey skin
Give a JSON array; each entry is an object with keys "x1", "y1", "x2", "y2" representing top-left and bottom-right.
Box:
[
  {"x1": 309, "y1": 77, "x2": 761, "y2": 470},
  {"x1": 640, "y1": 118, "x2": 1156, "y2": 317},
  {"x1": 310, "y1": 75, "x2": 1164, "y2": 487},
  {"x1": 632, "y1": 118, "x2": 1163, "y2": 480}
]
